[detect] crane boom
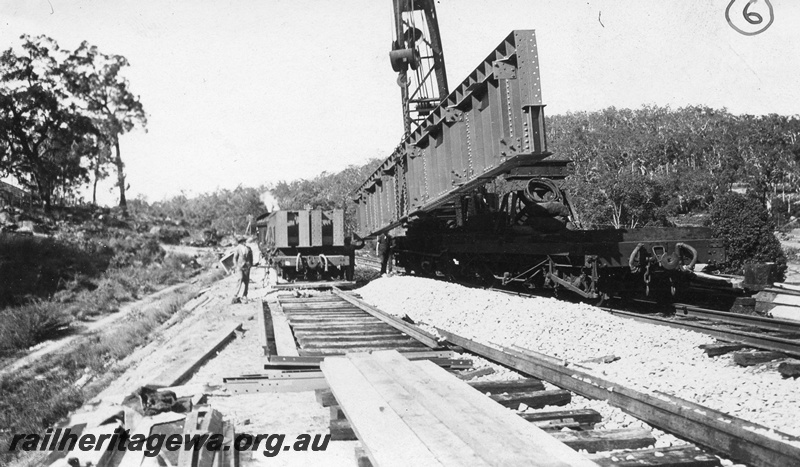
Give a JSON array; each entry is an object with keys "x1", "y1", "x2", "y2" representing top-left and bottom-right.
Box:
[{"x1": 389, "y1": 0, "x2": 449, "y2": 134}]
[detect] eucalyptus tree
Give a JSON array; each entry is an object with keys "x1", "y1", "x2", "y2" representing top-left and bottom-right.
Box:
[
  {"x1": 0, "y1": 35, "x2": 98, "y2": 210},
  {"x1": 62, "y1": 42, "x2": 146, "y2": 215}
]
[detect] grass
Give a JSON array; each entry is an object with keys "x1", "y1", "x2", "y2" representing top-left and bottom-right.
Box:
[
  {"x1": 0, "y1": 249, "x2": 197, "y2": 357},
  {"x1": 0, "y1": 234, "x2": 111, "y2": 308},
  {"x1": 0, "y1": 223, "x2": 218, "y2": 465},
  {"x1": 0, "y1": 301, "x2": 73, "y2": 354},
  {"x1": 0, "y1": 288, "x2": 195, "y2": 466}
]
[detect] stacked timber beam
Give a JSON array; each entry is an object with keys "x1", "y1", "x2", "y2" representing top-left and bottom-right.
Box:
[
  {"x1": 321, "y1": 350, "x2": 597, "y2": 467},
  {"x1": 44, "y1": 394, "x2": 237, "y2": 467}
]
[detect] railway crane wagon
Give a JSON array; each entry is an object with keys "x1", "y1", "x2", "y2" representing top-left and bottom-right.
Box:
[
  {"x1": 257, "y1": 209, "x2": 355, "y2": 282},
  {"x1": 355, "y1": 2, "x2": 725, "y2": 300}
]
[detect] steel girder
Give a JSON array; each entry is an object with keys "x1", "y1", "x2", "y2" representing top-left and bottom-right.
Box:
[{"x1": 357, "y1": 30, "x2": 548, "y2": 237}]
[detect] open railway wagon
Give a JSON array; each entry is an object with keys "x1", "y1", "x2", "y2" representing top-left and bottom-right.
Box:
[
  {"x1": 355, "y1": 29, "x2": 726, "y2": 301},
  {"x1": 257, "y1": 209, "x2": 355, "y2": 282}
]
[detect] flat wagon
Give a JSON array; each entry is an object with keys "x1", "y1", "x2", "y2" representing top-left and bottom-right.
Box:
[{"x1": 355, "y1": 29, "x2": 725, "y2": 301}]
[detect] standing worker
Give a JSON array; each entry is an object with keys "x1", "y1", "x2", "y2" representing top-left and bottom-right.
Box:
[
  {"x1": 377, "y1": 232, "x2": 393, "y2": 275},
  {"x1": 232, "y1": 237, "x2": 253, "y2": 304}
]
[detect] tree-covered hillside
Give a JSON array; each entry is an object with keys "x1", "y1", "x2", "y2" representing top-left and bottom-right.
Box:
[{"x1": 548, "y1": 106, "x2": 800, "y2": 228}]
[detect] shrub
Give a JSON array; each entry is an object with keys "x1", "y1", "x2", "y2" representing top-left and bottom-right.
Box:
[
  {"x1": 0, "y1": 301, "x2": 73, "y2": 355},
  {"x1": 0, "y1": 289, "x2": 193, "y2": 466},
  {"x1": 708, "y1": 193, "x2": 787, "y2": 281},
  {"x1": 107, "y1": 236, "x2": 165, "y2": 268},
  {"x1": 0, "y1": 234, "x2": 111, "y2": 308}
]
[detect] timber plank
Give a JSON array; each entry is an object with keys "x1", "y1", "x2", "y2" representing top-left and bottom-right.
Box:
[
  {"x1": 440, "y1": 329, "x2": 800, "y2": 467},
  {"x1": 268, "y1": 299, "x2": 300, "y2": 357},
  {"x1": 275, "y1": 297, "x2": 340, "y2": 302},
  {"x1": 287, "y1": 318, "x2": 383, "y2": 326},
  {"x1": 587, "y1": 445, "x2": 720, "y2": 466},
  {"x1": 457, "y1": 367, "x2": 495, "y2": 380},
  {"x1": 470, "y1": 378, "x2": 545, "y2": 394},
  {"x1": 258, "y1": 301, "x2": 275, "y2": 356},
  {"x1": 293, "y1": 324, "x2": 401, "y2": 332},
  {"x1": 294, "y1": 331, "x2": 405, "y2": 340},
  {"x1": 699, "y1": 343, "x2": 747, "y2": 357},
  {"x1": 298, "y1": 338, "x2": 421, "y2": 349},
  {"x1": 330, "y1": 418, "x2": 357, "y2": 441},
  {"x1": 348, "y1": 353, "x2": 492, "y2": 466},
  {"x1": 371, "y1": 351, "x2": 597, "y2": 467},
  {"x1": 279, "y1": 298, "x2": 344, "y2": 304},
  {"x1": 299, "y1": 346, "x2": 428, "y2": 356},
  {"x1": 286, "y1": 315, "x2": 379, "y2": 323},
  {"x1": 290, "y1": 323, "x2": 397, "y2": 332},
  {"x1": 283, "y1": 306, "x2": 364, "y2": 312},
  {"x1": 284, "y1": 310, "x2": 366, "y2": 316},
  {"x1": 118, "y1": 413, "x2": 185, "y2": 467},
  {"x1": 148, "y1": 322, "x2": 242, "y2": 388},
  {"x1": 732, "y1": 350, "x2": 787, "y2": 366},
  {"x1": 491, "y1": 389, "x2": 571, "y2": 409},
  {"x1": 355, "y1": 445, "x2": 373, "y2": 467},
  {"x1": 316, "y1": 384, "x2": 563, "y2": 409},
  {"x1": 320, "y1": 357, "x2": 444, "y2": 467},
  {"x1": 519, "y1": 409, "x2": 602, "y2": 430},
  {"x1": 272, "y1": 281, "x2": 354, "y2": 290},
  {"x1": 778, "y1": 359, "x2": 800, "y2": 377},
  {"x1": 550, "y1": 428, "x2": 655, "y2": 453}
]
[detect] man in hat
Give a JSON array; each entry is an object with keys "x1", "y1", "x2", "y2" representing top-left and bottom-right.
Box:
[{"x1": 232, "y1": 237, "x2": 253, "y2": 304}]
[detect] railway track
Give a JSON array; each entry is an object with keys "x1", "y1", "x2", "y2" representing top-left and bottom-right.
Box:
[
  {"x1": 355, "y1": 255, "x2": 382, "y2": 270},
  {"x1": 604, "y1": 303, "x2": 800, "y2": 359},
  {"x1": 252, "y1": 286, "x2": 800, "y2": 467},
  {"x1": 355, "y1": 254, "x2": 406, "y2": 274},
  {"x1": 258, "y1": 288, "x2": 464, "y2": 370},
  {"x1": 481, "y1": 283, "x2": 800, "y2": 360}
]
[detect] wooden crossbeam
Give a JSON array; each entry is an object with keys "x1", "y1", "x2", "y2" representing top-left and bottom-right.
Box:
[{"x1": 440, "y1": 329, "x2": 800, "y2": 467}]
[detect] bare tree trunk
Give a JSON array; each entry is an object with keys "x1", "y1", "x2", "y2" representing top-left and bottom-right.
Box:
[
  {"x1": 113, "y1": 136, "x2": 128, "y2": 216},
  {"x1": 92, "y1": 170, "x2": 99, "y2": 205}
]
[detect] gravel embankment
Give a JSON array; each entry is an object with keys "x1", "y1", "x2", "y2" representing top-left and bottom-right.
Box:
[{"x1": 358, "y1": 276, "x2": 800, "y2": 439}]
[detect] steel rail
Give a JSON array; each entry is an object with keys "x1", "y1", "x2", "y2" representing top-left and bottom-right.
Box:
[
  {"x1": 331, "y1": 287, "x2": 441, "y2": 349},
  {"x1": 356, "y1": 257, "x2": 382, "y2": 269},
  {"x1": 481, "y1": 286, "x2": 800, "y2": 355},
  {"x1": 604, "y1": 308, "x2": 800, "y2": 357},
  {"x1": 671, "y1": 303, "x2": 800, "y2": 333},
  {"x1": 438, "y1": 329, "x2": 800, "y2": 467}
]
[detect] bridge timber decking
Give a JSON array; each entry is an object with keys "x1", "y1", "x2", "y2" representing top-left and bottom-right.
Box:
[{"x1": 321, "y1": 350, "x2": 598, "y2": 467}]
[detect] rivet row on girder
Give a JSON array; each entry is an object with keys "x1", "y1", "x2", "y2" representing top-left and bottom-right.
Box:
[
  {"x1": 465, "y1": 112, "x2": 473, "y2": 178},
  {"x1": 506, "y1": 80, "x2": 513, "y2": 139}
]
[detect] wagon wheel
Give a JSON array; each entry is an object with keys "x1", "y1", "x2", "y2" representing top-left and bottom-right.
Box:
[{"x1": 524, "y1": 179, "x2": 562, "y2": 203}]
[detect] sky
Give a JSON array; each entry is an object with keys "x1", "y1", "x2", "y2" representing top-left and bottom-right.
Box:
[{"x1": 0, "y1": 0, "x2": 798, "y2": 205}]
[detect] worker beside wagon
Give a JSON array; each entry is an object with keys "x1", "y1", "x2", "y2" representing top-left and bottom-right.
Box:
[
  {"x1": 231, "y1": 237, "x2": 253, "y2": 304},
  {"x1": 377, "y1": 232, "x2": 393, "y2": 276}
]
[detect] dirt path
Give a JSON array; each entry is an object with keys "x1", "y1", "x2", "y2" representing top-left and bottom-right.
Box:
[
  {"x1": 83, "y1": 268, "x2": 355, "y2": 467},
  {"x1": 0, "y1": 278, "x2": 206, "y2": 377}
]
